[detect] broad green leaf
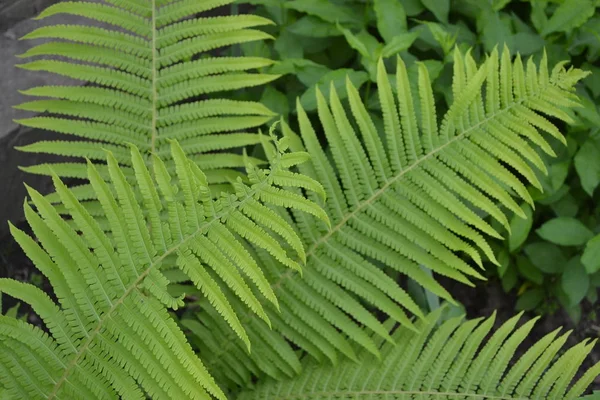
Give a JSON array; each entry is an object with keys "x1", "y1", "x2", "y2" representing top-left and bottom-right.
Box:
[
  {"x1": 541, "y1": 0, "x2": 596, "y2": 36},
  {"x1": 421, "y1": 0, "x2": 449, "y2": 23},
  {"x1": 517, "y1": 256, "x2": 544, "y2": 285},
  {"x1": 338, "y1": 26, "x2": 381, "y2": 60},
  {"x1": 492, "y1": 0, "x2": 512, "y2": 11},
  {"x1": 274, "y1": 30, "x2": 304, "y2": 59},
  {"x1": 261, "y1": 87, "x2": 289, "y2": 120},
  {"x1": 285, "y1": 0, "x2": 362, "y2": 25},
  {"x1": 583, "y1": 64, "x2": 600, "y2": 97},
  {"x1": 575, "y1": 138, "x2": 600, "y2": 196},
  {"x1": 403, "y1": 0, "x2": 426, "y2": 16},
  {"x1": 582, "y1": 234, "x2": 600, "y2": 274},
  {"x1": 270, "y1": 59, "x2": 330, "y2": 87},
  {"x1": 511, "y1": 32, "x2": 545, "y2": 55},
  {"x1": 524, "y1": 242, "x2": 567, "y2": 274},
  {"x1": 374, "y1": 0, "x2": 407, "y2": 43},
  {"x1": 509, "y1": 204, "x2": 533, "y2": 252},
  {"x1": 561, "y1": 258, "x2": 590, "y2": 306},
  {"x1": 299, "y1": 69, "x2": 369, "y2": 111},
  {"x1": 381, "y1": 32, "x2": 419, "y2": 58},
  {"x1": 516, "y1": 287, "x2": 544, "y2": 311},
  {"x1": 501, "y1": 266, "x2": 518, "y2": 291},
  {"x1": 481, "y1": 10, "x2": 513, "y2": 52},
  {"x1": 287, "y1": 16, "x2": 341, "y2": 38},
  {"x1": 550, "y1": 192, "x2": 579, "y2": 218},
  {"x1": 536, "y1": 217, "x2": 594, "y2": 246}
]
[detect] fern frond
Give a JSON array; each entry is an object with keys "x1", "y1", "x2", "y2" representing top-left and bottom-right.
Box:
[
  {"x1": 239, "y1": 308, "x2": 600, "y2": 399},
  {"x1": 0, "y1": 139, "x2": 327, "y2": 399},
  {"x1": 15, "y1": 0, "x2": 277, "y2": 190},
  {"x1": 196, "y1": 47, "x2": 590, "y2": 385}
]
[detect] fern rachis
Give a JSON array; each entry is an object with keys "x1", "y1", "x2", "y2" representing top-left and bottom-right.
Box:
[
  {"x1": 194, "y1": 47, "x2": 592, "y2": 387},
  {"x1": 0, "y1": 136, "x2": 327, "y2": 399},
  {"x1": 14, "y1": 0, "x2": 279, "y2": 197}
]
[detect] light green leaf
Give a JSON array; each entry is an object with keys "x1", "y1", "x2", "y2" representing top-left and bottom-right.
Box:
[
  {"x1": 561, "y1": 258, "x2": 589, "y2": 306},
  {"x1": 508, "y1": 204, "x2": 533, "y2": 252},
  {"x1": 541, "y1": 0, "x2": 596, "y2": 35},
  {"x1": 421, "y1": 0, "x2": 449, "y2": 23},
  {"x1": 574, "y1": 138, "x2": 600, "y2": 196},
  {"x1": 299, "y1": 69, "x2": 369, "y2": 111},
  {"x1": 381, "y1": 32, "x2": 419, "y2": 58},
  {"x1": 374, "y1": 0, "x2": 407, "y2": 43},
  {"x1": 524, "y1": 242, "x2": 567, "y2": 274},
  {"x1": 536, "y1": 217, "x2": 594, "y2": 246},
  {"x1": 582, "y1": 234, "x2": 600, "y2": 274}
]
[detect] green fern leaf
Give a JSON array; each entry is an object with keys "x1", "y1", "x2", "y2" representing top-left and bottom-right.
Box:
[
  {"x1": 0, "y1": 139, "x2": 327, "y2": 399},
  {"x1": 15, "y1": 0, "x2": 277, "y2": 191},
  {"x1": 196, "y1": 47, "x2": 590, "y2": 385},
  {"x1": 239, "y1": 308, "x2": 600, "y2": 399}
]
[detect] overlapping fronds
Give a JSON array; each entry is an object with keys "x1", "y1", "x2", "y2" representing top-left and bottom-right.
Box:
[
  {"x1": 0, "y1": 137, "x2": 327, "y2": 400},
  {"x1": 193, "y1": 47, "x2": 590, "y2": 386},
  {"x1": 239, "y1": 308, "x2": 600, "y2": 399},
  {"x1": 15, "y1": 0, "x2": 278, "y2": 195}
]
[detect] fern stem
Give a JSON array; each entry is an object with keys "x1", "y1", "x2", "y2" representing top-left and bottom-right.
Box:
[
  {"x1": 263, "y1": 389, "x2": 528, "y2": 400},
  {"x1": 46, "y1": 157, "x2": 285, "y2": 399},
  {"x1": 150, "y1": 0, "x2": 158, "y2": 153}
]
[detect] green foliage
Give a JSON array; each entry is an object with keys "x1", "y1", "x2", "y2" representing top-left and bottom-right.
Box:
[
  {"x1": 2, "y1": 0, "x2": 600, "y2": 398},
  {"x1": 240, "y1": 307, "x2": 600, "y2": 399},
  {"x1": 14, "y1": 0, "x2": 279, "y2": 196},
  {"x1": 188, "y1": 45, "x2": 591, "y2": 389},
  {"x1": 0, "y1": 137, "x2": 326, "y2": 399}
]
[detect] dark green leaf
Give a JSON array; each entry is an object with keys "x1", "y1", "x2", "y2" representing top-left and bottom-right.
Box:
[
  {"x1": 501, "y1": 265, "x2": 518, "y2": 292},
  {"x1": 536, "y1": 217, "x2": 594, "y2": 246},
  {"x1": 575, "y1": 138, "x2": 600, "y2": 196},
  {"x1": 517, "y1": 256, "x2": 544, "y2": 285},
  {"x1": 287, "y1": 16, "x2": 341, "y2": 38},
  {"x1": 508, "y1": 204, "x2": 533, "y2": 252},
  {"x1": 515, "y1": 288, "x2": 544, "y2": 311},
  {"x1": 524, "y1": 242, "x2": 567, "y2": 274},
  {"x1": 511, "y1": 32, "x2": 545, "y2": 55},
  {"x1": 381, "y1": 32, "x2": 419, "y2": 58},
  {"x1": 261, "y1": 87, "x2": 289, "y2": 120},
  {"x1": 582, "y1": 234, "x2": 600, "y2": 274},
  {"x1": 299, "y1": 69, "x2": 369, "y2": 111},
  {"x1": 561, "y1": 257, "x2": 589, "y2": 306},
  {"x1": 421, "y1": 0, "x2": 449, "y2": 23}
]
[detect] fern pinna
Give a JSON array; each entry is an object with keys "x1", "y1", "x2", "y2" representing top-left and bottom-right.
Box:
[
  {"x1": 193, "y1": 47, "x2": 592, "y2": 386},
  {"x1": 0, "y1": 137, "x2": 327, "y2": 399},
  {"x1": 240, "y1": 307, "x2": 600, "y2": 399},
  {"x1": 14, "y1": 0, "x2": 277, "y2": 196}
]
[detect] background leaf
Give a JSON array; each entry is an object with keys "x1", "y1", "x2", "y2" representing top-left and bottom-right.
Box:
[
  {"x1": 374, "y1": 0, "x2": 407, "y2": 43},
  {"x1": 582, "y1": 234, "x2": 600, "y2": 274},
  {"x1": 561, "y1": 257, "x2": 590, "y2": 306},
  {"x1": 536, "y1": 217, "x2": 594, "y2": 246},
  {"x1": 575, "y1": 137, "x2": 600, "y2": 196}
]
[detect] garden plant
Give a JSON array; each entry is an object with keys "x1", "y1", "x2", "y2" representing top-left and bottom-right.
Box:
[{"x1": 1, "y1": 0, "x2": 600, "y2": 399}]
